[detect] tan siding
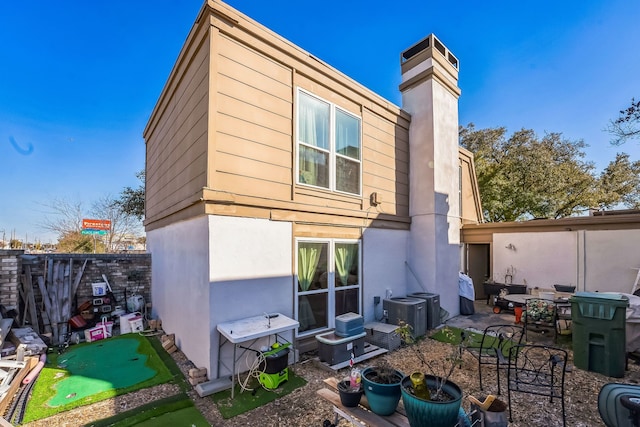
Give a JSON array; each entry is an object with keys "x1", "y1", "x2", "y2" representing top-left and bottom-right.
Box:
[
  {"x1": 217, "y1": 93, "x2": 291, "y2": 135},
  {"x1": 146, "y1": 3, "x2": 414, "y2": 231},
  {"x1": 147, "y1": 84, "x2": 208, "y2": 184},
  {"x1": 147, "y1": 135, "x2": 208, "y2": 215},
  {"x1": 218, "y1": 36, "x2": 292, "y2": 99},
  {"x1": 218, "y1": 74, "x2": 291, "y2": 120},
  {"x1": 293, "y1": 191, "x2": 363, "y2": 212},
  {"x1": 362, "y1": 146, "x2": 409, "y2": 184},
  {"x1": 293, "y1": 223, "x2": 362, "y2": 239},
  {"x1": 216, "y1": 151, "x2": 291, "y2": 184},
  {"x1": 360, "y1": 108, "x2": 410, "y2": 217},
  {"x1": 145, "y1": 30, "x2": 211, "y2": 222},
  {"x1": 216, "y1": 129, "x2": 290, "y2": 168},
  {"x1": 213, "y1": 30, "x2": 294, "y2": 202},
  {"x1": 147, "y1": 47, "x2": 209, "y2": 171},
  {"x1": 213, "y1": 171, "x2": 292, "y2": 200},
  {"x1": 147, "y1": 92, "x2": 208, "y2": 211}
]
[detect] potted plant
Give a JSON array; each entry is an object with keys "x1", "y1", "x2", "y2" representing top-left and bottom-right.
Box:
[
  {"x1": 361, "y1": 362, "x2": 404, "y2": 416},
  {"x1": 396, "y1": 323, "x2": 467, "y2": 427},
  {"x1": 337, "y1": 379, "x2": 363, "y2": 407}
]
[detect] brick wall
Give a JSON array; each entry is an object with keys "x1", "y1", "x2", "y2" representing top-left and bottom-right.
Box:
[
  {"x1": 1, "y1": 251, "x2": 151, "y2": 332},
  {"x1": 0, "y1": 250, "x2": 21, "y2": 311}
]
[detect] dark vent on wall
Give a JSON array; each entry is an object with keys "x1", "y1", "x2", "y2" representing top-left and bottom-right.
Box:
[
  {"x1": 448, "y1": 52, "x2": 459, "y2": 69},
  {"x1": 434, "y1": 38, "x2": 446, "y2": 56},
  {"x1": 402, "y1": 37, "x2": 430, "y2": 62}
]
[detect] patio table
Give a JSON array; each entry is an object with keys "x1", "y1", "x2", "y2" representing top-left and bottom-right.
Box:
[{"x1": 216, "y1": 313, "x2": 299, "y2": 398}]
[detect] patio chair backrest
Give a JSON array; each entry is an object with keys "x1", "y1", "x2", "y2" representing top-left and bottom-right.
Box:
[{"x1": 507, "y1": 344, "x2": 568, "y2": 427}]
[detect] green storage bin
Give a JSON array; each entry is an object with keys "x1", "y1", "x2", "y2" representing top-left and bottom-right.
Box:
[{"x1": 570, "y1": 292, "x2": 628, "y2": 378}]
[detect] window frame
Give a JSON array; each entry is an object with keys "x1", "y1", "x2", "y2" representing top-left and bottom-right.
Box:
[
  {"x1": 296, "y1": 88, "x2": 362, "y2": 197},
  {"x1": 294, "y1": 237, "x2": 362, "y2": 337}
]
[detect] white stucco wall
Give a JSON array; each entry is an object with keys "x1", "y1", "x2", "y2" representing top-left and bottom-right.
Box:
[
  {"x1": 402, "y1": 73, "x2": 461, "y2": 317},
  {"x1": 362, "y1": 228, "x2": 409, "y2": 323},
  {"x1": 147, "y1": 216, "x2": 211, "y2": 375},
  {"x1": 209, "y1": 216, "x2": 293, "y2": 378},
  {"x1": 492, "y1": 230, "x2": 640, "y2": 293},
  {"x1": 493, "y1": 232, "x2": 578, "y2": 289},
  {"x1": 584, "y1": 229, "x2": 640, "y2": 292}
]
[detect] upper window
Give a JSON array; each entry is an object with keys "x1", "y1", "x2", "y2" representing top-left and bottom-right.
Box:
[{"x1": 297, "y1": 90, "x2": 361, "y2": 196}]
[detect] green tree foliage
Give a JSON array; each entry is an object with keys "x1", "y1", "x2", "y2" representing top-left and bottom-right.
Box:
[
  {"x1": 56, "y1": 231, "x2": 98, "y2": 253},
  {"x1": 608, "y1": 98, "x2": 640, "y2": 145},
  {"x1": 460, "y1": 124, "x2": 600, "y2": 221},
  {"x1": 40, "y1": 194, "x2": 143, "y2": 253},
  {"x1": 116, "y1": 170, "x2": 145, "y2": 219},
  {"x1": 598, "y1": 153, "x2": 640, "y2": 209}
]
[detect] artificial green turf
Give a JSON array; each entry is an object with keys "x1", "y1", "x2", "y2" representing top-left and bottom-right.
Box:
[
  {"x1": 23, "y1": 334, "x2": 174, "y2": 423},
  {"x1": 49, "y1": 338, "x2": 157, "y2": 406},
  {"x1": 84, "y1": 393, "x2": 209, "y2": 427},
  {"x1": 212, "y1": 370, "x2": 307, "y2": 419},
  {"x1": 133, "y1": 405, "x2": 209, "y2": 427},
  {"x1": 430, "y1": 326, "x2": 483, "y2": 346}
]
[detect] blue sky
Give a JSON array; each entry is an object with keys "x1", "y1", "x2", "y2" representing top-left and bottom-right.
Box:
[{"x1": 1, "y1": 1, "x2": 639, "y2": 243}]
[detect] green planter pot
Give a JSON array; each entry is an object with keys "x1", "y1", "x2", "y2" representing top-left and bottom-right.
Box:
[
  {"x1": 401, "y1": 374, "x2": 462, "y2": 427},
  {"x1": 361, "y1": 367, "x2": 404, "y2": 416}
]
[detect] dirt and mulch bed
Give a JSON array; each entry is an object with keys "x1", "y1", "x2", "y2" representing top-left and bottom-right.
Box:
[{"x1": 22, "y1": 333, "x2": 640, "y2": 427}]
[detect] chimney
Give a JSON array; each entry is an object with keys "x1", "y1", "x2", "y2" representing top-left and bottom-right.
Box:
[{"x1": 400, "y1": 34, "x2": 462, "y2": 315}]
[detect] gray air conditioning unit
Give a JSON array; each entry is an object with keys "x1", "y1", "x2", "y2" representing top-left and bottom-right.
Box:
[
  {"x1": 409, "y1": 292, "x2": 442, "y2": 331},
  {"x1": 383, "y1": 297, "x2": 426, "y2": 338}
]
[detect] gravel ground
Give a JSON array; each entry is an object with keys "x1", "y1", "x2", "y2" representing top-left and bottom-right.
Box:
[{"x1": 20, "y1": 331, "x2": 640, "y2": 427}]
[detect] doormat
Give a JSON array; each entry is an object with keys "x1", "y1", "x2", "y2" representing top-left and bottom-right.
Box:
[
  {"x1": 212, "y1": 370, "x2": 307, "y2": 419},
  {"x1": 23, "y1": 334, "x2": 176, "y2": 423},
  {"x1": 84, "y1": 393, "x2": 210, "y2": 427}
]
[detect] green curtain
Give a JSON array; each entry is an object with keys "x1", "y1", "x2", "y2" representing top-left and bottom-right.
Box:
[
  {"x1": 335, "y1": 244, "x2": 357, "y2": 287},
  {"x1": 299, "y1": 98, "x2": 318, "y2": 185},
  {"x1": 298, "y1": 243, "x2": 323, "y2": 291}
]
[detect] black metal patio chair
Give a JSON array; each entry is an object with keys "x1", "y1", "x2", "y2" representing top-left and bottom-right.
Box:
[
  {"x1": 507, "y1": 344, "x2": 568, "y2": 427},
  {"x1": 465, "y1": 324, "x2": 524, "y2": 395}
]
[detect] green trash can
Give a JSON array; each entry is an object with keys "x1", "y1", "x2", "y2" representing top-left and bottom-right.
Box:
[{"x1": 570, "y1": 292, "x2": 629, "y2": 378}]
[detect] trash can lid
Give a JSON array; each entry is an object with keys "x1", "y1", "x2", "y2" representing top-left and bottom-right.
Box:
[{"x1": 571, "y1": 291, "x2": 629, "y2": 302}]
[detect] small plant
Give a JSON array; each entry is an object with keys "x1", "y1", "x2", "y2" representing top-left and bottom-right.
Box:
[
  {"x1": 396, "y1": 322, "x2": 470, "y2": 401},
  {"x1": 363, "y1": 360, "x2": 403, "y2": 384}
]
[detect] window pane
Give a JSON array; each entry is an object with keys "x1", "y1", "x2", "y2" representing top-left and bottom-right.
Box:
[
  {"x1": 335, "y1": 288, "x2": 359, "y2": 317},
  {"x1": 298, "y1": 293, "x2": 328, "y2": 332},
  {"x1": 336, "y1": 109, "x2": 360, "y2": 160},
  {"x1": 299, "y1": 145, "x2": 329, "y2": 188},
  {"x1": 336, "y1": 157, "x2": 360, "y2": 194},
  {"x1": 297, "y1": 242, "x2": 328, "y2": 292},
  {"x1": 299, "y1": 92, "x2": 329, "y2": 150},
  {"x1": 335, "y1": 243, "x2": 359, "y2": 287}
]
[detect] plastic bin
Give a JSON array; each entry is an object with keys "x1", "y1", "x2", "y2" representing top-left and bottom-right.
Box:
[
  {"x1": 335, "y1": 312, "x2": 364, "y2": 337},
  {"x1": 316, "y1": 331, "x2": 366, "y2": 365},
  {"x1": 571, "y1": 292, "x2": 629, "y2": 378}
]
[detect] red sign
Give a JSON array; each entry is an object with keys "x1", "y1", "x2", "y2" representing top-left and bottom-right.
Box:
[{"x1": 82, "y1": 219, "x2": 111, "y2": 230}]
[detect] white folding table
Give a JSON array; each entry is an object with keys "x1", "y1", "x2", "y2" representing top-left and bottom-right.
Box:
[{"x1": 216, "y1": 313, "x2": 299, "y2": 398}]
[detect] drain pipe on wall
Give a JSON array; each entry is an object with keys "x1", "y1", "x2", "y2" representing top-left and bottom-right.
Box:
[{"x1": 405, "y1": 261, "x2": 428, "y2": 292}]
